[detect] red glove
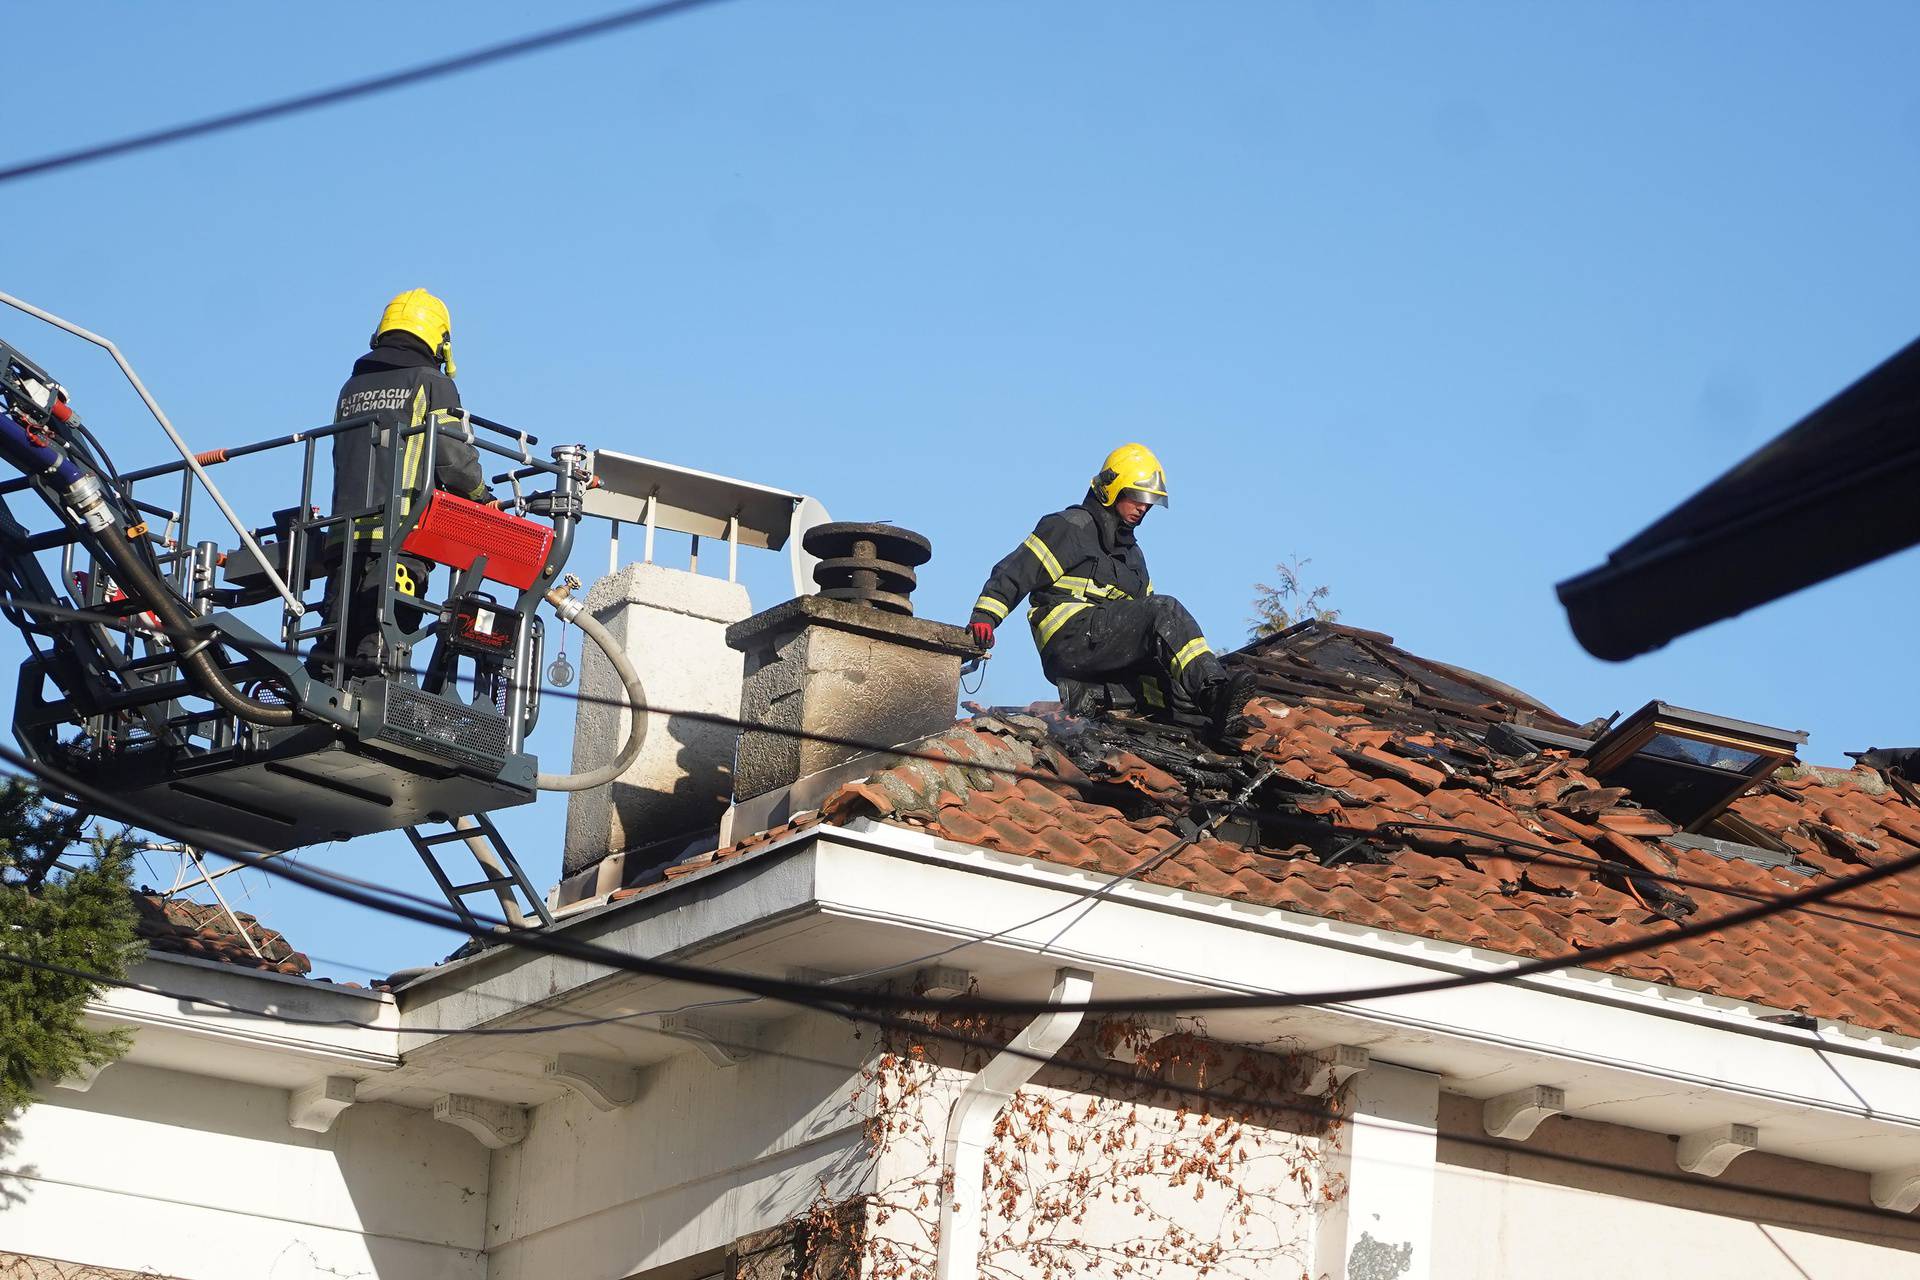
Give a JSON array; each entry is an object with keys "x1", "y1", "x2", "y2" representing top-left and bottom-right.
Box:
[{"x1": 968, "y1": 620, "x2": 995, "y2": 649}]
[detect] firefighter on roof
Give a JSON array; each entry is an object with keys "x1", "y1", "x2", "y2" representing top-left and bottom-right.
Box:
[
  {"x1": 968, "y1": 443, "x2": 1253, "y2": 739},
  {"x1": 312, "y1": 289, "x2": 493, "y2": 677}
]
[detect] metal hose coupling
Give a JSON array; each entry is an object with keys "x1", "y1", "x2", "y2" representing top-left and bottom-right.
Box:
[
  {"x1": 545, "y1": 575, "x2": 586, "y2": 624},
  {"x1": 63, "y1": 473, "x2": 113, "y2": 532}
]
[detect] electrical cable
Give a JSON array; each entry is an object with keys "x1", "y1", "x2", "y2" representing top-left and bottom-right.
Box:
[
  {"x1": 6, "y1": 729, "x2": 1920, "y2": 1020},
  {"x1": 1376, "y1": 817, "x2": 1920, "y2": 938},
  {"x1": 13, "y1": 591, "x2": 1920, "y2": 940},
  {"x1": 0, "y1": 0, "x2": 739, "y2": 186},
  {"x1": 12, "y1": 944, "x2": 1920, "y2": 1240}
]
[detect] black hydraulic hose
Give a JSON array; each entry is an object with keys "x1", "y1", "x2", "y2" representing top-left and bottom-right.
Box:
[{"x1": 96, "y1": 522, "x2": 295, "y2": 727}]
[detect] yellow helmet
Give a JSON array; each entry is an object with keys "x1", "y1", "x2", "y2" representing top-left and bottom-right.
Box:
[
  {"x1": 1091, "y1": 443, "x2": 1170, "y2": 509},
  {"x1": 372, "y1": 288, "x2": 455, "y2": 377}
]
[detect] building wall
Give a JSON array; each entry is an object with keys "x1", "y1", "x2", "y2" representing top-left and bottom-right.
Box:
[
  {"x1": 483, "y1": 1012, "x2": 871, "y2": 1280},
  {"x1": 1431, "y1": 1093, "x2": 1920, "y2": 1280},
  {"x1": 483, "y1": 1018, "x2": 1328, "y2": 1280},
  {"x1": 0, "y1": 1062, "x2": 487, "y2": 1280},
  {"x1": 15, "y1": 1021, "x2": 1920, "y2": 1280},
  {"x1": 860, "y1": 1036, "x2": 1325, "y2": 1280}
]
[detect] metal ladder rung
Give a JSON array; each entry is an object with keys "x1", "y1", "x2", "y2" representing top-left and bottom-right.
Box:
[
  {"x1": 447, "y1": 876, "x2": 516, "y2": 895},
  {"x1": 405, "y1": 815, "x2": 554, "y2": 932}
]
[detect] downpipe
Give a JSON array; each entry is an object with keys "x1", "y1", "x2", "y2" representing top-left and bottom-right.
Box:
[{"x1": 935, "y1": 967, "x2": 1095, "y2": 1280}]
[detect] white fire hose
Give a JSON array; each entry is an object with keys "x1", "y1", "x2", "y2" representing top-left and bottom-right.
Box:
[{"x1": 535, "y1": 585, "x2": 647, "y2": 792}]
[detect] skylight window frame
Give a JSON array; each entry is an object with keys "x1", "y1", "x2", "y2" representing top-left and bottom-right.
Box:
[{"x1": 1586, "y1": 701, "x2": 1807, "y2": 832}]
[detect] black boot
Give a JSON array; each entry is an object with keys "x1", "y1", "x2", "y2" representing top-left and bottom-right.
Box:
[{"x1": 1206, "y1": 670, "x2": 1257, "y2": 747}]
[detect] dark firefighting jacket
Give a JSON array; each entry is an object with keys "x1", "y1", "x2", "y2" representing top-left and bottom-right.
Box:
[
  {"x1": 329, "y1": 333, "x2": 489, "y2": 544},
  {"x1": 971, "y1": 493, "x2": 1152, "y2": 650}
]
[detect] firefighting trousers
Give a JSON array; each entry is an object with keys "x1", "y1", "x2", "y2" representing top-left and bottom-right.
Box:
[
  {"x1": 310, "y1": 549, "x2": 430, "y2": 673},
  {"x1": 1039, "y1": 595, "x2": 1224, "y2": 706}
]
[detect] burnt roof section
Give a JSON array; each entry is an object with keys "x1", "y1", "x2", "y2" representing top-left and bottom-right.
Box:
[
  {"x1": 1234, "y1": 620, "x2": 1580, "y2": 735},
  {"x1": 662, "y1": 619, "x2": 1920, "y2": 1040}
]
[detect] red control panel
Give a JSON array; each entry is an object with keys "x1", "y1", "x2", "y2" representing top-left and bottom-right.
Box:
[{"x1": 401, "y1": 492, "x2": 554, "y2": 591}]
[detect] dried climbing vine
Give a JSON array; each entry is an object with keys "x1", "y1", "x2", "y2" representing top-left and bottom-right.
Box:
[{"x1": 800, "y1": 1002, "x2": 1347, "y2": 1280}]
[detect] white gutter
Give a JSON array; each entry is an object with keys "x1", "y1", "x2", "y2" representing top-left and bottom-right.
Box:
[
  {"x1": 936, "y1": 966, "x2": 1093, "y2": 1280},
  {"x1": 86, "y1": 953, "x2": 401, "y2": 1074},
  {"x1": 799, "y1": 824, "x2": 1920, "y2": 1158},
  {"x1": 383, "y1": 819, "x2": 1920, "y2": 1178},
  {"x1": 825, "y1": 818, "x2": 1920, "y2": 1070}
]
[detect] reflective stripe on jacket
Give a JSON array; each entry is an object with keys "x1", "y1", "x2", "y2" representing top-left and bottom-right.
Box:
[{"x1": 971, "y1": 494, "x2": 1152, "y2": 649}]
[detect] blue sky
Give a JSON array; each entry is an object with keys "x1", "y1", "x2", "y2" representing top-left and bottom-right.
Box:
[{"x1": 7, "y1": 1, "x2": 1920, "y2": 981}]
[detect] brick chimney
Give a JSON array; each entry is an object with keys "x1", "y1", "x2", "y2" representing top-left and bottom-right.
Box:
[{"x1": 722, "y1": 523, "x2": 975, "y2": 839}]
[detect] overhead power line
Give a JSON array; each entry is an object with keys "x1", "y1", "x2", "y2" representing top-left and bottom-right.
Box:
[
  {"x1": 11, "y1": 944, "x2": 1920, "y2": 1240},
  {"x1": 11, "y1": 591, "x2": 1920, "y2": 939},
  {"x1": 0, "y1": 0, "x2": 737, "y2": 186},
  {"x1": 17, "y1": 733, "x2": 1918, "y2": 1228},
  {"x1": 6, "y1": 729, "x2": 1920, "y2": 1021},
  {"x1": 10, "y1": 595, "x2": 1920, "y2": 1025}
]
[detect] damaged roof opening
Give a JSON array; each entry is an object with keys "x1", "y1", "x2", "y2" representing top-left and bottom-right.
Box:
[
  {"x1": 591, "y1": 618, "x2": 1920, "y2": 1044},
  {"x1": 1586, "y1": 701, "x2": 1808, "y2": 832}
]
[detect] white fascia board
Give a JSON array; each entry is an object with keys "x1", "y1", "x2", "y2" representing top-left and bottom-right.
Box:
[
  {"x1": 807, "y1": 821, "x2": 1920, "y2": 1144},
  {"x1": 395, "y1": 830, "x2": 827, "y2": 1052},
  {"x1": 387, "y1": 816, "x2": 1920, "y2": 1163},
  {"x1": 89, "y1": 952, "x2": 401, "y2": 1073}
]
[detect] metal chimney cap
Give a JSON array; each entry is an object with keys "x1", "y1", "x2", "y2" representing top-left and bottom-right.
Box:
[{"x1": 804, "y1": 522, "x2": 933, "y2": 616}]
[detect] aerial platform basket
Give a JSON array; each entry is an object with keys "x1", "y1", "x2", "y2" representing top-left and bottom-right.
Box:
[{"x1": 0, "y1": 323, "x2": 588, "y2": 853}]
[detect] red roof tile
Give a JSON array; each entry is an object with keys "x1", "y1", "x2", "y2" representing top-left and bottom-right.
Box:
[
  {"x1": 702, "y1": 621, "x2": 1920, "y2": 1042},
  {"x1": 133, "y1": 892, "x2": 310, "y2": 976}
]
